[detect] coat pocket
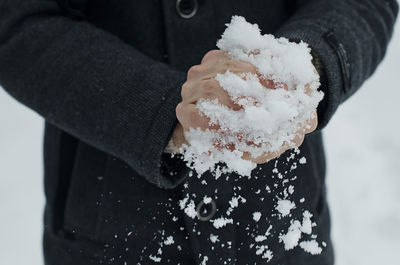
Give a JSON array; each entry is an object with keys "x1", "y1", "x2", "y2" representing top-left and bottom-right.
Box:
[{"x1": 62, "y1": 142, "x2": 110, "y2": 242}]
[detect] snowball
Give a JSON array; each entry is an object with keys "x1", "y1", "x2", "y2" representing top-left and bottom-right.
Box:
[{"x1": 181, "y1": 15, "x2": 323, "y2": 177}]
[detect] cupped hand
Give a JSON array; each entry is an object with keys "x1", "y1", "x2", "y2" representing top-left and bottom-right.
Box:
[{"x1": 173, "y1": 49, "x2": 318, "y2": 164}]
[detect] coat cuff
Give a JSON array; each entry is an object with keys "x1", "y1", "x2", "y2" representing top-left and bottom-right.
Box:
[{"x1": 134, "y1": 74, "x2": 189, "y2": 189}]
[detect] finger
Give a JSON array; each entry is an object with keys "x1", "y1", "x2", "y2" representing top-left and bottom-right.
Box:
[
  {"x1": 176, "y1": 103, "x2": 219, "y2": 131},
  {"x1": 186, "y1": 79, "x2": 242, "y2": 110},
  {"x1": 187, "y1": 64, "x2": 205, "y2": 81},
  {"x1": 258, "y1": 78, "x2": 289, "y2": 90},
  {"x1": 201, "y1": 50, "x2": 227, "y2": 64},
  {"x1": 223, "y1": 59, "x2": 258, "y2": 75},
  {"x1": 198, "y1": 59, "x2": 259, "y2": 81},
  {"x1": 304, "y1": 111, "x2": 318, "y2": 134},
  {"x1": 242, "y1": 148, "x2": 287, "y2": 164}
]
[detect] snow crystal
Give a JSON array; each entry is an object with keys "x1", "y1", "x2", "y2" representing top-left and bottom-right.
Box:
[
  {"x1": 181, "y1": 15, "x2": 323, "y2": 177},
  {"x1": 288, "y1": 185, "x2": 295, "y2": 195},
  {"x1": 179, "y1": 195, "x2": 189, "y2": 210},
  {"x1": 226, "y1": 195, "x2": 246, "y2": 215},
  {"x1": 212, "y1": 217, "x2": 234, "y2": 229},
  {"x1": 203, "y1": 195, "x2": 212, "y2": 204},
  {"x1": 299, "y1": 157, "x2": 307, "y2": 164},
  {"x1": 164, "y1": 236, "x2": 174, "y2": 245},
  {"x1": 255, "y1": 245, "x2": 274, "y2": 261},
  {"x1": 300, "y1": 211, "x2": 313, "y2": 235},
  {"x1": 210, "y1": 234, "x2": 219, "y2": 243},
  {"x1": 280, "y1": 210, "x2": 321, "y2": 254},
  {"x1": 200, "y1": 256, "x2": 209, "y2": 265},
  {"x1": 255, "y1": 235, "x2": 268, "y2": 242},
  {"x1": 281, "y1": 220, "x2": 302, "y2": 250},
  {"x1": 149, "y1": 255, "x2": 161, "y2": 262},
  {"x1": 276, "y1": 199, "x2": 296, "y2": 217},
  {"x1": 184, "y1": 200, "x2": 197, "y2": 219},
  {"x1": 299, "y1": 240, "x2": 323, "y2": 255},
  {"x1": 253, "y1": 212, "x2": 262, "y2": 222}
]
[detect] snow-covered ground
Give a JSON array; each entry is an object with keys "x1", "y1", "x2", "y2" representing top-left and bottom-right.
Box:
[{"x1": 0, "y1": 20, "x2": 399, "y2": 265}]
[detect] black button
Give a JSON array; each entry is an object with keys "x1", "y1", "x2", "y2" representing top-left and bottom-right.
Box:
[
  {"x1": 196, "y1": 199, "x2": 216, "y2": 221},
  {"x1": 176, "y1": 0, "x2": 198, "y2": 19}
]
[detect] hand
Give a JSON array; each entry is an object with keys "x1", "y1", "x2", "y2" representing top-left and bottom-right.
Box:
[
  {"x1": 241, "y1": 112, "x2": 318, "y2": 164},
  {"x1": 173, "y1": 49, "x2": 318, "y2": 163},
  {"x1": 174, "y1": 49, "x2": 258, "y2": 149}
]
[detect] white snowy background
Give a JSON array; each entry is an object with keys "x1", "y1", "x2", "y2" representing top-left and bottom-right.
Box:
[{"x1": 0, "y1": 19, "x2": 399, "y2": 265}]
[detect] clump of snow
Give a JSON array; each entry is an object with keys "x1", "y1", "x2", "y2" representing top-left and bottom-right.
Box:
[
  {"x1": 200, "y1": 256, "x2": 209, "y2": 265},
  {"x1": 183, "y1": 200, "x2": 197, "y2": 219},
  {"x1": 181, "y1": 15, "x2": 323, "y2": 177},
  {"x1": 255, "y1": 245, "x2": 274, "y2": 261},
  {"x1": 299, "y1": 157, "x2": 307, "y2": 164},
  {"x1": 299, "y1": 240, "x2": 323, "y2": 255},
  {"x1": 164, "y1": 236, "x2": 174, "y2": 245},
  {"x1": 203, "y1": 195, "x2": 212, "y2": 204},
  {"x1": 276, "y1": 199, "x2": 296, "y2": 217},
  {"x1": 281, "y1": 220, "x2": 303, "y2": 250},
  {"x1": 210, "y1": 234, "x2": 219, "y2": 243},
  {"x1": 253, "y1": 212, "x2": 262, "y2": 222},
  {"x1": 149, "y1": 255, "x2": 161, "y2": 262},
  {"x1": 212, "y1": 217, "x2": 234, "y2": 229},
  {"x1": 300, "y1": 211, "x2": 313, "y2": 235},
  {"x1": 280, "y1": 210, "x2": 323, "y2": 253}
]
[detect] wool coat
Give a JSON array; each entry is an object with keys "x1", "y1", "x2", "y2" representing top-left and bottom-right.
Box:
[{"x1": 0, "y1": 0, "x2": 398, "y2": 264}]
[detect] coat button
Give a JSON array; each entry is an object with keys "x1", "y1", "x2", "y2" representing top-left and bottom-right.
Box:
[
  {"x1": 176, "y1": 0, "x2": 198, "y2": 19},
  {"x1": 196, "y1": 199, "x2": 216, "y2": 221}
]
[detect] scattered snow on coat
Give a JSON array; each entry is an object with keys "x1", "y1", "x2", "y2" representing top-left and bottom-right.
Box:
[
  {"x1": 200, "y1": 255, "x2": 209, "y2": 265},
  {"x1": 253, "y1": 211, "x2": 262, "y2": 222},
  {"x1": 299, "y1": 240, "x2": 323, "y2": 255},
  {"x1": 276, "y1": 199, "x2": 296, "y2": 217},
  {"x1": 280, "y1": 210, "x2": 323, "y2": 252},
  {"x1": 212, "y1": 217, "x2": 234, "y2": 229},
  {"x1": 164, "y1": 236, "x2": 175, "y2": 245},
  {"x1": 181, "y1": 15, "x2": 323, "y2": 177},
  {"x1": 149, "y1": 255, "x2": 161, "y2": 262}
]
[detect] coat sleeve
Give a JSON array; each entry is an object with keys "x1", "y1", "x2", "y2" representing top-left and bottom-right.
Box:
[
  {"x1": 275, "y1": 0, "x2": 398, "y2": 129},
  {"x1": 0, "y1": 0, "x2": 187, "y2": 189}
]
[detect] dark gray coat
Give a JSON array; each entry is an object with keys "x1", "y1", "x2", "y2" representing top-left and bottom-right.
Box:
[{"x1": 0, "y1": 0, "x2": 397, "y2": 264}]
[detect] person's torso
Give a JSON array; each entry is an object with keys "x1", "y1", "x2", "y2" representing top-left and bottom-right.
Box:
[{"x1": 44, "y1": 1, "x2": 333, "y2": 264}]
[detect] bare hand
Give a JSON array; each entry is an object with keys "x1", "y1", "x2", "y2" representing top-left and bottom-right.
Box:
[{"x1": 173, "y1": 49, "x2": 318, "y2": 164}]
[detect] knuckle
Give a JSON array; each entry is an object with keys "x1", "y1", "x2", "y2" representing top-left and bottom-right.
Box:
[
  {"x1": 181, "y1": 82, "x2": 191, "y2": 98},
  {"x1": 187, "y1": 65, "x2": 202, "y2": 79},
  {"x1": 175, "y1": 103, "x2": 184, "y2": 116},
  {"x1": 202, "y1": 49, "x2": 223, "y2": 63},
  {"x1": 204, "y1": 49, "x2": 218, "y2": 58}
]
